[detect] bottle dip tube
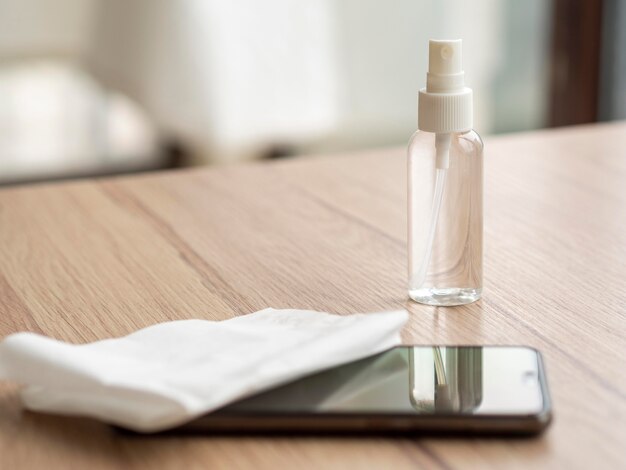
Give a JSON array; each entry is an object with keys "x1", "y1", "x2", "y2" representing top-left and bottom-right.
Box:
[{"x1": 408, "y1": 39, "x2": 483, "y2": 306}]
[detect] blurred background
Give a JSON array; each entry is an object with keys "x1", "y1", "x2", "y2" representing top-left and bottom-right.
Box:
[{"x1": 0, "y1": 0, "x2": 624, "y2": 185}]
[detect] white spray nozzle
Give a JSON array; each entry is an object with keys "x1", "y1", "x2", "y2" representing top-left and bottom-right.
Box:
[
  {"x1": 418, "y1": 39, "x2": 472, "y2": 134},
  {"x1": 427, "y1": 39, "x2": 464, "y2": 93}
]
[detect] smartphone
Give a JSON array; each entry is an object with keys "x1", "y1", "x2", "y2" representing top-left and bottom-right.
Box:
[{"x1": 180, "y1": 346, "x2": 552, "y2": 435}]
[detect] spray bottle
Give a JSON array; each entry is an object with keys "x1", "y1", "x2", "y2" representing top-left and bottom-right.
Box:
[{"x1": 408, "y1": 39, "x2": 483, "y2": 306}]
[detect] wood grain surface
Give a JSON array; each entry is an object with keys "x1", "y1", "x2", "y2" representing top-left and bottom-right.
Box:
[{"x1": 1, "y1": 122, "x2": 625, "y2": 469}]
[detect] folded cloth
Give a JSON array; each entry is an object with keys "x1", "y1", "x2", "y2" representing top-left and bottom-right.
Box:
[{"x1": 0, "y1": 308, "x2": 407, "y2": 432}]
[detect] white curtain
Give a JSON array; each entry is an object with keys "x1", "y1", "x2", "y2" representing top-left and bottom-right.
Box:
[{"x1": 1, "y1": 0, "x2": 551, "y2": 164}]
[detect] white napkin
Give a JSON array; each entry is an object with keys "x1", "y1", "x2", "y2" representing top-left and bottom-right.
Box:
[{"x1": 0, "y1": 308, "x2": 407, "y2": 432}]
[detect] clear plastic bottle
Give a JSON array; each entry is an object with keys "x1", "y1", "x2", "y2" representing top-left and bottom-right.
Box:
[{"x1": 408, "y1": 39, "x2": 483, "y2": 306}]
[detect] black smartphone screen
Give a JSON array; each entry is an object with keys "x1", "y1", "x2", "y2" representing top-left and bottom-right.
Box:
[{"x1": 184, "y1": 346, "x2": 551, "y2": 434}]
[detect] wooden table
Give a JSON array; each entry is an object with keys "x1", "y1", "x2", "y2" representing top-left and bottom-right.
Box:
[{"x1": 0, "y1": 122, "x2": 625, "y2": 469}]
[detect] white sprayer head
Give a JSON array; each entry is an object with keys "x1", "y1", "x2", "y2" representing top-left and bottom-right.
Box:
[
  {"x1": 418, "y1": 39, "x2": 473, "y2": 134},
  {"x1": 427, "y1": 40, "x2": 464, "y2": 93}
]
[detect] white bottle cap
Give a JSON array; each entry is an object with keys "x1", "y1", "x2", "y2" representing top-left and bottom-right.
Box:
[{"x1": 418, "y1": 39, "x2": 473, "y2": 133}]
